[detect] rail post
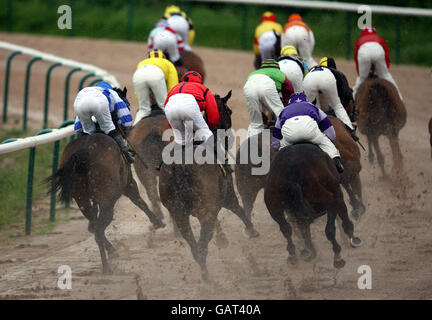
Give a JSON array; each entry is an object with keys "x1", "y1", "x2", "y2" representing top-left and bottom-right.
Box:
[
  {"x1": 346, "y1": 11, "x2": 352, "y2": 60},
  {"x1": 88, "y1": 77, "x2": 103, "y2": 86},
  {"x1": 64, "y1": 67, "x2": 82, "y2": 121},
  {"x1": 395, "y1": 15, "x2": 401, "y2": 64},
  {"x1": 44, "y1": 62, "x2": 63, "y2": 129},
  {"x1": 23, "y1": 56, "x2": 42, "y2": 131},
  {"x1": 241, "y1": 5, "x2": 248, "y2": 51},
  {"x1": 6, "y1": 0, "x2": 13, "y2": 32},
  {"x1": 78, "y1": 72, "x2": 95, "y2": 91},
  {"x1": 127, "y1": 0, "x2": 134, "y2": 41},
  {"x1": 3, "y1": 50, "x2": 22, "y2": 123}
]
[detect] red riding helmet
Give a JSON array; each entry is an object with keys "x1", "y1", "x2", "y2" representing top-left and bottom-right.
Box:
[{"x1": 181, "y1": 71, "x2": 203, "y2": 84}]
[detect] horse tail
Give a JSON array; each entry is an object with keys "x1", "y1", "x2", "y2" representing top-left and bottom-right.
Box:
[
  {"x1": 368, "y1": 64, "x2": 377, "y2": 79},
  {"x1": 47, "y1": 149, "x2": 90, "y2": 203}
]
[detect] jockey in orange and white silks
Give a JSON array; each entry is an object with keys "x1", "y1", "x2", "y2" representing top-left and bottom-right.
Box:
[
  {"x1": 281, "y1": 13, "x2": 317, "y2": 68},
  {"x1": 147, "y1": 20, "x2": 185, "y2": 66},
  {"x1": 163, "y1": 5, "x2": 195, "y2": 51},
  {"x1": 133, "y1": 49, "x2": 179, "y2": 124},
  {"x1": 253, "y1": 12, "x2": 283, "y2": 64},
  {"x1": 303, "y1": 57, "x2": 357, "y2": 139},
  {"x1": 352, "y1": 26, "x2": 403, "y2": 101},
  {"x1": 272, "y1": 92, "x2": 344, "y2": 173},
  {"x1": 243, "y1": 59, "x2": 294, "y2": 137},
  {"x1": 73, "y1": 81, "x2": 135, "y2": 163},
  {"x1": 277, "y1": 45, "x2": 309, "y2": 93}
]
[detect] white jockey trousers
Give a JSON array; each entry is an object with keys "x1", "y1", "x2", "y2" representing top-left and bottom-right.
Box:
[
  {"x1": 133, "y1": 64, "x2": 167, "y2": 125},
  {"x1": 280, "y1": 115, "x2": 340, "y2": 159},
  {"x1": 165, "y1": 93, "x2": 213, "y2": 145},
  {"x1": 243, "y1": 74, "x2": 285, "y2": 137},
  {"x1": 153, "y1": 29, "x2": 181, "y2": 63},
  {"x1": 303, "y1": 67, "x2": 354, "y2": 130},
  {"x1": 353, "y1": 41, "x2": 403, "y2": 100},
  {"x1": 73, "y1": 87, "x2": 115, "y2": 134},
  {"x1": 282, "y1": 26, "x2": 317, "y2": 68},
  {"x1": 278, "y1": 59, "x2": 304, "y2": 93},
  {"x1": 258, "y1": 31, "x2": 278, "y2": 62}
]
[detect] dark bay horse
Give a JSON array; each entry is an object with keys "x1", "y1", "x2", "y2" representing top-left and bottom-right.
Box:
[
  {"x1": 179, "y1": 51, "x2": 206, "y2": 81},
  {"x1": 235, "y1": 116, "x2": 365, "y2": 222},
  {"x1": 264, "y1": 143, "x2": 362, "y2": 268},
  {"x1": 356, "y1": 72, "x2": 407, "y2": 179},
  {"x1": 158, "y1": 91, "x2": 259, "y2": 281},
  {"x1": 48, "y1": 133, "x2": 165, "y2": 274},
  {"x1": 429, "y1": 117, "x2": 432, "y2": 159}
]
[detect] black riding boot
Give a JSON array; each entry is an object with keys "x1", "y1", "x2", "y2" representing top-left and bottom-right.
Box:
[
  {"x1": 213, "y1": 140, "x2": 233, "y2": 176},
  {"x1": 333, "y1": 156, "x2": 344, "y2": 174},
  {"x1": 108, "y1": 129, "x2": 135, "y2": 164},
  {"x1": 346, "y1": 124, "x2": 359, "y2": 142}
]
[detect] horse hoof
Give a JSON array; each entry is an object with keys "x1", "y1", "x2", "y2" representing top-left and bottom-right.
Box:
[
  {"x1": 287, "y1": 255, "x2": 298, "y2": 266},
  {"x1": 351, "y1": 206, "x2": 366, "y2": 221},
  {"x1": 154, "y1": 220, "x2": 166, "y2": 230},
  {"x1": 244, "y1": 227, "x2": 260, "y2": 239},
  {"x1": 334, "y1": 258, "x2": 346, "y2": 269},
  {"x1": 350, "y1": 237, "x2": 363, "y2": 248},
  {"x1": 201, "y1": 271, "x2": 209, "y2": 282},
  {"x1": 300, "y1": 249, "x2": 316, "y2": 262}
]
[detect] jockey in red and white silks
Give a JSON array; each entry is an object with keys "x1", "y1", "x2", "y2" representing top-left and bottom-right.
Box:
[
  {"x1": 167, "y1": 14, "x2": 192, "y2": 51},
  {"x1": 281, "y1": 14, "x2": 317, "y2": 68},
  {"x1": 352, "y1": 27, "x2": 403, "y2": 101},
  {"x1": 164, "y1": 71, "x2": 219, "y2": 145},
  {"x1": 147, "y1": 20, "x2": 185, "y2": 66}
]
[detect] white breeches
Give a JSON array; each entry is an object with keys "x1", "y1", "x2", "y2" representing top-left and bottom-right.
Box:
[
  {"x1": 73, "y1": 87, "x2": 115, "y2": 134},
  {"x1": 258, "y1": 31, "x2": 278, "y2": 62},
  {"x1": 353, "y1": 41, "x2": 403, "y2": 100},
  {"x1": 282, "y1": 26, "x2": 317, "y2": 68},
  {"x1": 280, "y1": 115, "x2": 340, "y2": 159},
  {"x1": 152, "y1": 29, "x2": 181, "y2": 62},
  {"x1": 132, "y1": 64, "x2": 167, "y2": 125},
  {"x1": 303, "y1": 67, "x2": 354, "y2": 130},
  {"x1": 165, "y1": 93, "x2": 213, "y2": 145},
  {"x1": 243, "y1": 74, "x2": 285, "y2": 137},
  {"x1": 167, "y1": 15, "x2": 192, "y2": 51},
  {"x1": 278, "y1": 59, "x2": 304, "y2": 93}
]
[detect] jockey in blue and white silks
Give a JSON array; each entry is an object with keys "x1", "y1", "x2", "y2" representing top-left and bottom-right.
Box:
[
  {"x1": 272, "y1": 92, "x2": 344, "y2": 173},
  {"x1": 73, "y1": 81, "x2": 135, "y2": 163}
]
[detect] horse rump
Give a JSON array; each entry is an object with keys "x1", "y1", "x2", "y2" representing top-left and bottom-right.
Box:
[{"x1": 46, "y1": 149, "x2": 90, "y2": 203}]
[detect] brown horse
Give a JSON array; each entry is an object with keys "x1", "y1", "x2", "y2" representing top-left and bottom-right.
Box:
[
  {"x1": 264, "y1": 143, "x2": 362, "y2": 268},
  {"x1": 158, "y1": 91, "x2": 259, "y2": 281},
  {"x1": 235, "y1": 116, "x2": 365, "y2": 221},
  {"x1": 178, "y1": 51, "x2": 206, "y2": 81},
  {"x1": 129, "y1": 112, "x2": 170, "y2": 221},
  {"x1": 428, "y1": 117, "x2": 432, "y2": 159},
  {"x1": 356, "y1": 73, "x2": 407, "y2": 179},
  {"x1": 48, "y1": 133, "x2": 165, "y2": 274}
]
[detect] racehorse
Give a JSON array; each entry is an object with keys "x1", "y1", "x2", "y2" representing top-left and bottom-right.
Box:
[
  {"x1": 253, "y1": 31, "x2": 281, "y2": 70},
  {"x1": 428, "y1": 117, "x2": 432, "y2": 159},
  {"x1": 264, "y1": 143, "x2": 362, "y2": 268},
  {"x1": 47, "y1": 132, "x2": 165, "y2": 274},
  {"x1": 235, "y1": 116, "x2": 365, "y2": 222},
  {"x1": 356, "y1": 69, "x2": 407, "y2": 179},
  {"x1": 179, "y1": 51, "x2": 206, "y2": 81},
  {"x1": 158, "y1": 91, "x2": 259, "y2": 281}
]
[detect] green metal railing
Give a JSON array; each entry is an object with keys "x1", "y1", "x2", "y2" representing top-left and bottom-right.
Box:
[
  {"x1": 22, "y1": 56, "x2": 42, "y2": 131},
  {"x1": 3, "y1": 50, "x2": 21, "y2": 123},
  {"x1": 1, "y1": 120, "x2": 75, "y2": 235},
  {"x1": 44, "y1": 62, "x2": 63, "y2": 129}
]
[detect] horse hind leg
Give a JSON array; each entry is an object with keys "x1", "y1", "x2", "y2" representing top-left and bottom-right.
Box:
[
  {"x1": 197, "y1": 216, "x2": 218, "y2": 282},
  {"x1": 297, "y1": 221, "x2": 316, "y2": 262},
  {"x1": 142, "y1": 173, "x2": 165, "y2": 221},
  {"x1": 95, "y1": 203, "x2": 116, "y2": 274},
  {"x1": 268, "y1": 208, "x2": 297, "y2": 265},
  {"x1": 388, "y1": 134, "x2": 405, "y2": 179},
  {"x1": 74, "y1": 196, "x2": 98, "y2": 233},
  {"x1": 372, "y1": 137, "x2": 387, "y2": 179},
  {"x1": 325, "y1": 205, "x2": 347, "y2": 269},
  {"x1": 124, "y1": 177, "x2": 165, "y2": 229},
  {"x1": 341, "y1": 174, "x2": 366, "y2": 220}
]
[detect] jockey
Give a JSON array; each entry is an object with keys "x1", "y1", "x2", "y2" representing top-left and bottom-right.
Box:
[
  {"x1": 352, "y1": 26, "x2": 403, "y2": 101},
  {"x1": 132, "y1": 49, "x2": 179, "y2": 124},
  {"x1": 303, "y1": 57, "x2": 358, "y2": 141},
  {"x1": 253, "y1": 11, "x2": 283, "y2": 69},
  {"x1": 243, "y1": 58, "x2": 294, "y2": 137},
  {"x1": 73, "y1": 81, "x2": 135, "y2": 163},
  {"x1": 163, "y1": 5, "x2": 195, "y2": 51},
  {"x1": 147, "y1": 19, "x2": 185, "y2": 66},
  {"x1": 277, "y1": 45, "x2": 308, "y2": 93},
  {"x1": 282, "y1": 13, "x2": 317, "y2": 68},
  {"x1": 272, "y1": 92, "x2": 344, "y2": 173},
  {"x1": 164, "y1": 71, "x2": 233, "y2": 174}
]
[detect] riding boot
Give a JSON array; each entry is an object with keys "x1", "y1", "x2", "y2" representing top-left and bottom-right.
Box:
[
  {"x1": 346, "y1": 124, "x2": 359, "y2": 142},
  {"x1": 213, "y1": 140, "x2": 233, "y2": 175},
  {"x1": 333, "y1": 156, "x2": 344, "y2": 174},
  {"x1": 108, "y1": 129, "x2": 135, "y2": 164}
]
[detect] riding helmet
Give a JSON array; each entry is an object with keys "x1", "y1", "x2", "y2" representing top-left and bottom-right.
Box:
[
  {"x1": 96, "y1": 81, "x2": 113, "y2": 90},
  {"x1": 148, "y1": 49, "x2": 166, "y2": 59},
  {"x1": 261, "y1": 11, "x2": 277, "y2": 23},
  {"x1": 319, "y1": 57, "x2": 337, "y2": 69},
  {"x1": 280, "y1": 45, "x2": 298, "y2": 57},
  {"x1": 181, "y1": 71, "x2": 203, "y2": 84}
]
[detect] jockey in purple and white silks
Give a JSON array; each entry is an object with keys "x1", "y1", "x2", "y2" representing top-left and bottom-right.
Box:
[
  {"x1": 73, "y1": 81, "x2": 135, "y2": 163},
  {"x1": 272, "y1": 92, "x2": 344, "y2": 173}
]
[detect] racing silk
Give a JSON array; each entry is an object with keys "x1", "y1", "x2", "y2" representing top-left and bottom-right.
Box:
[
  {"x1": 277, "y1": 55, "x2": 309, "y2": 76},
  {"x1": 253, "y1": 21, "x2": 283, "y2": 55},
  {"x1": 165, "y1": 81, "x2": 219, "y2": 128},
  {"x1": 310, "y1": 65, "x2": 353, "y2": 110},
  {"x1": 283, "y1": 19, "x2": 311, "y2": 33},
  {"x1": 272, "y1": 92, "x2": 335, "y2": 150},
  {"x1": 162, "y1": 12, "x2": 195, "y2": 45},
  {"x1": 74, "y1": 87, "x2": 133, "y2": 132},
  {"x1": 147, "y1": 26, "x2": 185, "y2": 52},
  {"x1": 248, "y1": 66, "x2": 294, "y2": 106},
  {"x1": 354, "y1": 27, "x2": 390, "y2": 74},
  {"x1": 136, "y1": 57, "x2": 179, "y2": 91}
]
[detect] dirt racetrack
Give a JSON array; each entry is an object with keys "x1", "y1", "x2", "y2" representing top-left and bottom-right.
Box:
[{"x1": 0, "y1": 33, "x2": 432, "y2": 300}]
